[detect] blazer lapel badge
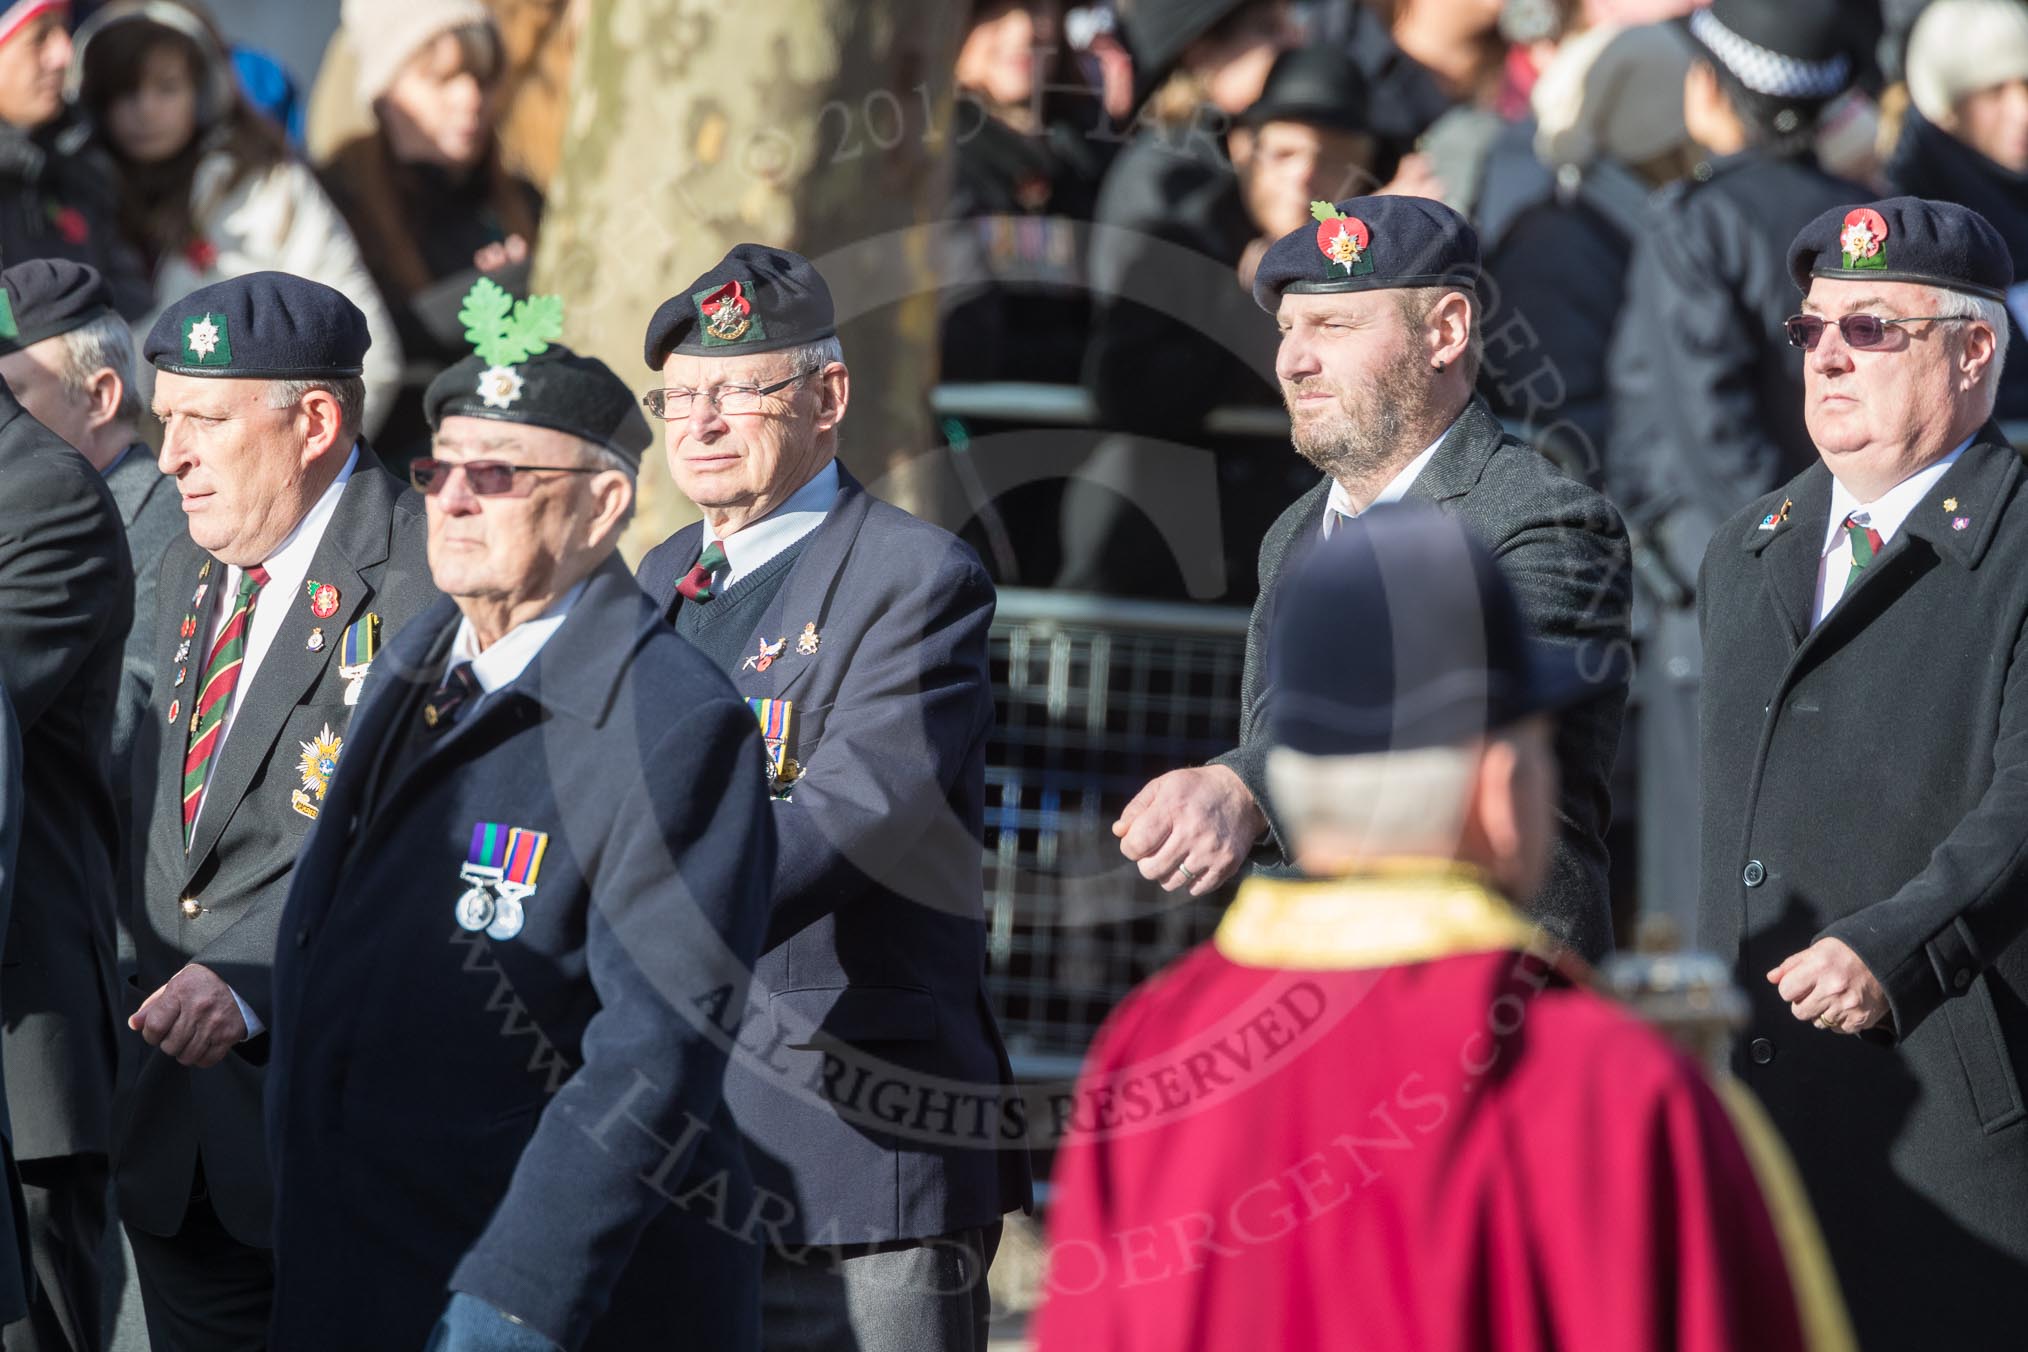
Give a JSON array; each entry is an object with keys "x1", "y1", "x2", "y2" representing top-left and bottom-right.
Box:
[{"x1": 290, "y1": 725, "x2": 343, "y2": 820}]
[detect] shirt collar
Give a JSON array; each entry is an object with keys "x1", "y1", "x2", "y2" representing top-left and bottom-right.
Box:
[
  {"x1": 1820, "y1": 436, "x2": 1973, "y2": 558},
  {"x1": 244, "y1": 443, "x2": 358, "y2": 593},
  {"x1": 704, "y1": 458, "x2": 839, "y2": 583},
  {"x1": 1321, "y1": 418, "x2": 1456, "y2": 539},
  {"x1": 449, "y1": 578, "x2": 589, "y2": 694}
]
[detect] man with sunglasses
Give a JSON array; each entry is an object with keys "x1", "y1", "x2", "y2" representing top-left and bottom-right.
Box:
[
  {"x1": 1699, "y1": 195, "x2": 2028, "y2": 1347},
  {"x1": 635, "y1": 245, "x2": 1029, "y2": 1352},
  {"x1": 117, "y1": 272, "x2": 439, "y2": 1347},
  {"x1": 266, "y1": 320, "x2": 775, "y2": 1351}
]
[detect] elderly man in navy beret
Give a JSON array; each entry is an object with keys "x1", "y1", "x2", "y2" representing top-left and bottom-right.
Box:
[
  {"x1": 265, "y1": 286, "x2": 774, "y2": 1352},
  {"x1": 1116, "y1": 194, "x2": 1633, "y2": 963},
  {"x1": 117, "y1": 270, "x2": 440, "y2": 1348},
  {"x1": 1700, "y1": 194, "x2": 2028, "y2": 1346},
  {"x1": 635, "y1": 245, "x2": 1029, "y2": 1352}
]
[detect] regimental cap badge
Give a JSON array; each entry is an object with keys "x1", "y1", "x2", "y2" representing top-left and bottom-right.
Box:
[
  {"x1": 1311, "y1": 201, "x2": 1374, "y2": 279},
  {"x1": 180, "y1": 312, "x2": 231, "y2": 365},
  {"x1": 459, "y1": 276, "x2": 564, "y2": 409},
  {"x1": 1839, "y1": 208, "x2": 1888, "y2": 271},
  {"x1": 695, "y1": 278, "x2": 765, "y2": 347}
]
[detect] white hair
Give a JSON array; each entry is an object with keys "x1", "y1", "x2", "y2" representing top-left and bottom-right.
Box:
[
  {"x1": 782, "y1": 334, "x2": 844, "y2": 375},
  {"x1": 576, "y1": 436, "x2": 637, "y2": 528},
  {"x1": 267, "y1": 376, "x2": 366, "y2": 443},
  {"x1": 56, "y1": 312, "x2": 141, "y2": 426},
  {"x1": 1266, "y1": 743, "x2": 1481, "y2": 861},
  {"x1": 1930, "y1": 286, "x2": 2011, "y2": 411}
]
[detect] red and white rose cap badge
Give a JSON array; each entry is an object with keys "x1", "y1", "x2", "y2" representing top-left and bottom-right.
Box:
[
  {"x1": 696, "y1": 279, "x2": 762, "y2": 345},
  {"x1": 459, "y1": 276, "x2": 566, "y2": 409},
  {"x1": 1839, "y1": 207, "x2": 1888, "y2": 272},
  {"x1": 1312, "y1": 200, "x2": 1375, "y2": 279}
]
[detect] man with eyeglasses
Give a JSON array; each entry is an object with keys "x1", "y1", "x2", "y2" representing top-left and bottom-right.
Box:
[
  {"x1": 1699, "y1": 194, "x2": 2028, "y2": 1347},
  {"x1": 265, "y1": 307, "x2": 775, "y2": 1352},
  {"x1": 117, "y1": 271, "x2": 438, "y2": 1349},
  {"x1": 635, "y1": 244, "x2": 1030, "y2": 1352}
]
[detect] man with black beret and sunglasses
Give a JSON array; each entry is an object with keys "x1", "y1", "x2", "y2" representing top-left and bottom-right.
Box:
[
  {"x1": 635, "y1": 245, "x2": 1029, "y2": 1352},
  {"x1": 118, "y1": 270, "x2": 438, "y2": 1349},
  {"x1": 265, "y1": 286, "x2": 774, "y2": 1351},
  {"x1": 1699, "y1": 194, "x2": 2028, "y2": 1347}
]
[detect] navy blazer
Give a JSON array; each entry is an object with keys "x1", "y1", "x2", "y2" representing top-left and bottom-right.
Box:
[
  {"x1": 638, "y1": 464, "x2": 1033, "y2": 1246},
  {"x1": 267, "y1": 556, "x2": 774, "y2": 1350}
]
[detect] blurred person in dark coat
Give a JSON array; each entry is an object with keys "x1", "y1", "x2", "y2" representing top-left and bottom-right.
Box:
[
  {"x1": 940, "y1": 0, "x2": 1110, "y2": 385},
  {"x1": 1605, "y1": 0, "x2": 1870, "y2": 935},
  {"x1": 1116, "y1": 193, "x2": 1631, "y2": 964},
  {"x1": 0, "y1": 686, "x2": 42, "y2": 1334},
  {"x1": 0, "y1": 276, "x2": 132, "y2": 1352},
  {"x1": 1887, "y1": 0, "x2": 2028, "y2": 421},
  {"x1": 1700, "y1": 194, "x2": 2028, "y2": 1350},
  {"x1": 0, "y1": 1, "x2": 147, "y2": 318}
]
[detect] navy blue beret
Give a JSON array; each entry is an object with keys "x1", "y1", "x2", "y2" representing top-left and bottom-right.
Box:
[
  {"x1": 1788, "y1": 196, "x2": 2015, "y2": 302},
  {"x1": 0, "y1": 259, "x2": 113, "y2": 356},
  {"x1": 643, "y1": 243, "x2": 836, "y2": 368},
  {"x1": 1252, "y1": 195, "x2": 1480, "y2": 313},
  {"x1": 426, "y1": 346, "x2": 653, "y2": 466},
  {"x1": 1268, "y1": 505, "x2": 1607, "y2": 756},
  {"x1": 144, "y1": 271, "x2": 370, "y2": 378}
]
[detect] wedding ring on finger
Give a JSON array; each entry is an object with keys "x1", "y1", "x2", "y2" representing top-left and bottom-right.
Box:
[{"x1": 1178, "y1": 863, "x2": 1199, "y2": 885}]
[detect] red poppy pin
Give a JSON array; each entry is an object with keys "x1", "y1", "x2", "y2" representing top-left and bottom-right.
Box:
[
  {"x1": 695, "y1": 279, "x2": 764, "y2": 346},
  {"x1": 1311, "y1": 201, "x2": 1375, "y2": 279},
  {"x1": 307, "y1": 581, "x2": 340, "y2": 619},
  {"x1": 1839, "y1": 208, "x2": 1888, "y2": 271},
  {"x1": 184, "y1": 236, "x2": 219, "y2": 272},
  {"x1": 50, "y1": 206, "x2": 87, "y2": 246}
]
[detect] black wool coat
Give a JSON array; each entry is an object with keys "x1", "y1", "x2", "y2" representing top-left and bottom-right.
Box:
[
  {"x1": 1212, "y1": 398, "x2": 1632, "y2": 963},
  {"x1": 1699, "y1": 429, "x2": 2028, "y2": 1347}
]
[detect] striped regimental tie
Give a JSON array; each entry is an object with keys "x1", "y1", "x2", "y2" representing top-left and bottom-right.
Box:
[
  {"x1": 181, "y1": 565, "x2": 269, "y2": 847},
  {"x1": 1842, "y1": 511, "x2": 1885, "y2": 586}
]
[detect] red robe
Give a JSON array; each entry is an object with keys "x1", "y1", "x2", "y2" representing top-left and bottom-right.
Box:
[{"x1": 1034, "y1": 871, "x2": 1846, "y2": 1352}]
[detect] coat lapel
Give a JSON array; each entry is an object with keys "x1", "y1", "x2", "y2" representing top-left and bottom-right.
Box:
[
  {"x1": 153, "y1": 547, "x2": 222, "y2": 867},
  {"x1": 183, "y1": 465, "x2": 399, "y2": 875},
  {"x1": 1742, "y1": 463, "x2": 1833, "y2": 649},
  {"x1": 1402, "y1": 398, "x2": 1504, "y2": 506},
  {"x1": 733, "y1": 466, "x2": 869, "y2": 705}
]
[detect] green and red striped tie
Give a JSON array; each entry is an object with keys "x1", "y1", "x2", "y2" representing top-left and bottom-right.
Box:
[
  {"x1": 1842, "y1": 512, "x2": 1884, "y2": 586},
  {"x1": 181, "y1": 565, "x2": 269, "y2": 847}
]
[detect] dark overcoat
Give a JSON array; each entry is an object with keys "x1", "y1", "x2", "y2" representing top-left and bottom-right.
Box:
[
  {"x1": 637, "y1": 465, "x2": 1033, "y2": 1246},
  {"x1": 0, "y1": 384, "x2": 131, "y2": 1161},
  {"x1": 120, "y1": 448, "x2": 436, "y2": 1244},
  {"x1": 266, "y1": 556, "x2": 774, "y2": 1350},
  {"x1": 1699, "y1": 430, "x2": 2028, "y2": 1347},
  {"x1": 1211, "y1": 398, "x2": 1632, "y2": 963},
  {"x1": 0, "y1": 686, "x2": 41, "y2": 1323}
]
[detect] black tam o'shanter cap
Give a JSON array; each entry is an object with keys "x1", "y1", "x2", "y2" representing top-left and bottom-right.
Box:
[
  {"x1": 1251, "y1": 194, "x2": 1480, "y2": 312},
  {"x1": 1268, "y1": 505, "x2": 1616, "y2": 756},
  {"x1": 0, "y1": 258, "x2": 113, "y2": 356},
  {"x1": 426, "y1": 278, "x2": 652, "y2": 465},
  {"x1": 143, "y1": 271, "x2": 369, "y2": 378},
  {"x1": 643, "y1": 243, "x2": 837, "y2": 368},
  {"x1": 1788, "y1": 195, "x2": 2015, "y2": 301}
]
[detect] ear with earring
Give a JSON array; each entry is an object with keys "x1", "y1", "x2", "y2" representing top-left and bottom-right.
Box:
[{"x1": 1432, "y1": 359, "x2": 1446, "y2": 371}]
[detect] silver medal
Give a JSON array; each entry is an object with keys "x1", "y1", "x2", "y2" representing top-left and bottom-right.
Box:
[
  {"x1": 484, "y1": 896, "x2": 525, "y2": 942},
  {"x1": 455, "y1": 886, "x2": 496, "y2": 932}
]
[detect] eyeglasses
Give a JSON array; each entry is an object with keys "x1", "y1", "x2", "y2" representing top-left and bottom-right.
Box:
[
  {"x1": 1783, "y1": 313, "x2": 1972, "y2": 351},
  {"x1": 409, "y1": 459, "x2": 603, "y2": 496},
  {"x1": 642, "y1": 369, "x2": 813, "y2": 420}
]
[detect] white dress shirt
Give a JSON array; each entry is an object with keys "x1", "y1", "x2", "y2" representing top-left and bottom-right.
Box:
[
  {"x1": 702, "y1": 459, "x2": 839, "y2": 589},
  {"x1": 444, "y1": 580, "x2": 588, "y2": 694},
  {"x1": 1812, "y1": 438, "x2": 1970, "y2": 626},
  {"x1": 192, "y1": 445, "x2": 357, "y2": 1038},
  {"x1": 1319, "y1": 419, "x2": 1456, "y2": 539}
]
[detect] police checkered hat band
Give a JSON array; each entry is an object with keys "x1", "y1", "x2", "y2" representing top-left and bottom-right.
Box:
[{"x1": 1689, "y1": 6, "x2": 1851, "y2": 101}]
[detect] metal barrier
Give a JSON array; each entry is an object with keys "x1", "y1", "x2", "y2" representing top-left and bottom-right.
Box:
[{"x1": 981, "y1": 588, "x2": 1251, "y2": 1081}]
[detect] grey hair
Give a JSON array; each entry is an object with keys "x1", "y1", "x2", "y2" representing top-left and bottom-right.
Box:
[
  {"x1": 56, "y1": 312, "x2": 142, "y2": 426},
  {"x1": 267, "y1": 376, "x2": 366, "y2": 444},
  {"x1": 577, "y1": 436, "x2": 637, "y2": 529},
  {"x1": 1929, "y1": 287, "x2": 2011, "y2": 409},
  {"x1": 1266, "y1": 743, "x2": 1481, "y2": 861},
  {"x1": 781, "y1": 334, "x2": 844, "y2": 376}
]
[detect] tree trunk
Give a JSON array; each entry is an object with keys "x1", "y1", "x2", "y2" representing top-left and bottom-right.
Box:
[{"x1": 532, "y1": 0, "x2": 966, "y2": 560}]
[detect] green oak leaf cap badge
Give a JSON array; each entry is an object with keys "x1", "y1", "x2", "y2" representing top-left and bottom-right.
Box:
[
  {"x1": 459, "y1": 277, "x2": 565, "y2": 408},
  {"x1": 181, "y1": 313, "x2": 231, "y2": 365}
]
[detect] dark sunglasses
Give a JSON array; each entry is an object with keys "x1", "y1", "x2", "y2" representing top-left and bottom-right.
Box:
[
  {"x1": 408, "y1": 458, "x2": 602, "y2": 496},
  {"x1": 1783, "y1": 313, "x2": 1970, "y2": 351}
]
